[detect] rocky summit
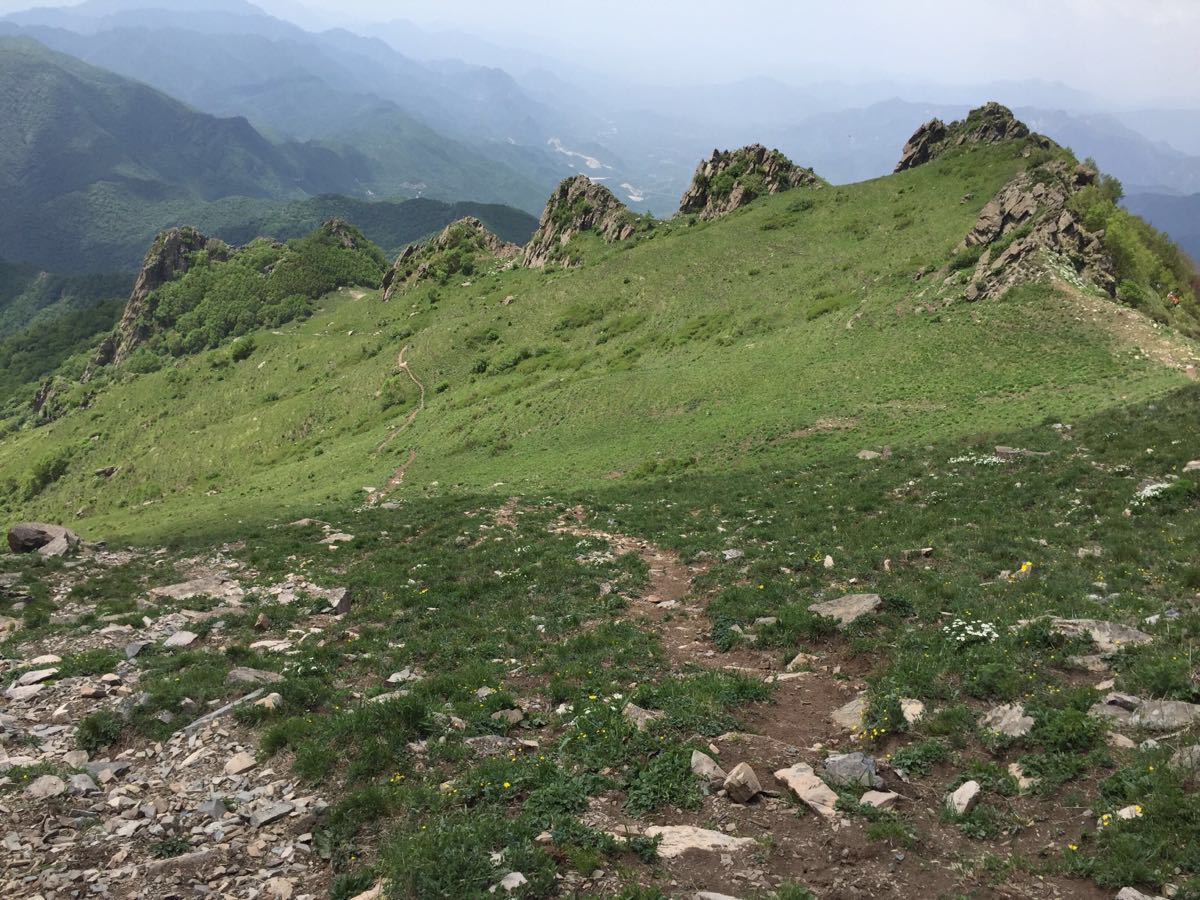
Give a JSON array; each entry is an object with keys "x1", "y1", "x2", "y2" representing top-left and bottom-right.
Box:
[
  {"x1": 90, "y1": 227, "x2": 231, "y2": 372},
  {"x1": 521, "y1": 175, "x2": 642, "y2": 268},
  {"x1": 895, "y1": 102, "x2": 1048, "y2": 172},
  {"x1": 381, "y1": 217, "x2": 521, "y2": 301},
  {"x1": 678, "y1": 145, "x2": 822, "y2": 220}
]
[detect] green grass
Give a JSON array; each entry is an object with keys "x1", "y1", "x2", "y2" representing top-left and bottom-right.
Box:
[{"x1": 2, "y1": 141, "x2": 1195, "y2": 542}]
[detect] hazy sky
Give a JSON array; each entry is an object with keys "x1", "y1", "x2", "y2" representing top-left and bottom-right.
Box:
[{"x1": 4, "y1": 0, "x2": 1199, "y2": 105}]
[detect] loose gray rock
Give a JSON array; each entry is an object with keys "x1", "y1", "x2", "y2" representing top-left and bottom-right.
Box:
[
  {"x1": 1131, "y1": 700, "x2": 1200, "y2": 731},
  {"x1": 622, "y1": 702, "x2": 665, "y2": 731},
  {"x1": 946, "y1": 780, "x2": 981, "y2": 815},
  {"x1": 1047, "y1": 618, "x2": 1153, "y2": 654},
  {"x1": 860, "y1": 790, "x2": 899, "y2": 810},
  {"x1": 68, "y1": 773, "x2": 98, "y2": 795},
  {"x1": 248, "y1": 801, "x2": 294, "y2": 828},
  {"x1": 723, "y1": 762, "x2": 762, "y2": 803},
  {"x1": 824, "y1": 752, "x2": 884, "y2": 788},
  {"x1": 808, "y1": 593, "x2": 882, "y2": 627},
  {"x1": 774, "y1": 763, "x2": 839, "y2": 818},
  {"x1": 25, "y1": 774, "x2": 66, "y2": 799},
  {"x1": 690, "y1": 750, "x2": 727, "y2": 787},
  {"x1": 830, "y1": 695, "x2": 867, "y2": 732},
  {"x1": 226, "y1": 667, "x2": 284, "y2": 686},
  {"x1": 163, "y1": 630, "x2": 198, "y2": 649},
  {"x1": 979, "y1": 703, "x2": 1034, "y2": 739}
]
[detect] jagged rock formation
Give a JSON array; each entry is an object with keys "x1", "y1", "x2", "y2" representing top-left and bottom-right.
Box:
[
  {"x1": 957, "y1": 162, "x2": 1117, "y2": 301},
  {"x1": 896, "y1": 102, "x2": 1049, "y2": 173},
  {"x1": 382, "y1": 218, "x2": 520, "y2": 301},
  {"x1": 522, "y1": 176, "x2": 640, "y2": 269},
  {"x1": 679, "y1": 145, "x2": 821, "y2": 220},
  {"x1": 89, "y1": 227, "x2": 229, "y2": 372}
]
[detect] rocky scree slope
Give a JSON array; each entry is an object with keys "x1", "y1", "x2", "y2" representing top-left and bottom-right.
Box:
[
  {"x1": 381, "y1": 217, "x2": 521, "y2": 301},
  {"x1": 679, "y1": 144, "x2": 823, "y2": 220}
]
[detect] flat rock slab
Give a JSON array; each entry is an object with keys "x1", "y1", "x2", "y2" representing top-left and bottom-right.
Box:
[
  {"x1": 224, "y1": 752, "x2": 257, "y2": 775},
  {"x1": 151, "y1": 575, "x2": 244, "y2": 603},
  {"x1": 808, "y1": 594, "x2": 881, "y2": 627},
  {"x1": 1048, "y1": 618, "x2": 1153, "y2": 654},
  {"x1": 946, "y1": 780, "x2": 981, "y2": 815},
  {"x1": 226, "y1": 667, "x2": 284, "y2": 685},
  {"x1": 17, "y1": 668, "x2": 58, "y2": 686},
  {"x1": 774, "y1": 763, "x2": 839, "y2": 818},
  {"x1": 824, "y1": 752, "x2": 883, "y2": 788},
  {"x1": 860, "y1": 790, "x2": 899, "y2": 810},
  {"x1": 248, "y1": 801, "x2": 294, "y2": 828},
  {"x1": 1130, "y1": 700, "x2": 1200, "y2": 731},
  {"x1": 642, "y1": 825, "x2": 757, "y2": 858},
  {"x1": 164, "y1": 631, "x2": 198, "y2": 648},
  {"x1": 830, "y1": 695, "x2": 866, "y2": 732},
  {"x1": 25, "y1": 774, "x2": 66, "y2": 799},
  {"x1": 5, "y1": 684, "x2": 43, "y2": 701},
  {"x1": 979, "y1": 703, "x2": 1034, "y2": 738}
]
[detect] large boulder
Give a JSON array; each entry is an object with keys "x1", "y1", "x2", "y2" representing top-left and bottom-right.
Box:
[
  {"x1": 896, "y1": 102, "x2": 1046, "y2": 173},
  {"x1": 382, "y1": 217, "x2": 521, "y2": 300},
  {"x1": 521, "y1": 176, "x2": 641, "y2": 269},
  {"x1": 7, "y1": 523, "x2": 81, "y2": 557},
  {"x1": 678, "y1": 145, "x2": 821, "y2": 220}
]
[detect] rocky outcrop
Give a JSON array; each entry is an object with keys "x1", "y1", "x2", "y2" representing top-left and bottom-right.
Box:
[
  {"x1": 958, "y1": 162, "x2": 1117, "y2": 301},
  {"x1": 521, "y1": 176, "x2": 640, "y2": 269},
  {"x1": 7, "y1": 523, "x2": 81, "y2": 558},
  {"x1": 382, "y1": 218, "x2": 520, "y2": 300},
  {"x1": 89, "y1": 227, "x2": 229, "y2": 373},
  {"x1": 679, "y1": 145, "x2": 821, "y2": 220},
  {"x1": 896, "y1": 102, "x2": 1048, "y2": 172}
]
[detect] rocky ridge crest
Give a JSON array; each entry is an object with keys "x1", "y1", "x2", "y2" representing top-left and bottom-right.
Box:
[
  {"x1": 382, "y1": 218, "x2": 520, "y2": 301},
  {"x1": 896, "y1": 102, "x2": 1050, "y2": 173},
  {"x1": 956, "y1": 161, "x2": 1116, "y2": 301},
  {"x1": 679, "y1": 145, "x2": 821, "y2": 220},
  {"x1": 521, "y1": 176, "x2": 641, "y2": 269}
]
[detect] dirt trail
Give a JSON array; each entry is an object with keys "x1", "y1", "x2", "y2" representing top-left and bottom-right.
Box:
[{"x1": 368, "y1": 347, "x2": 426, "y2": 505}]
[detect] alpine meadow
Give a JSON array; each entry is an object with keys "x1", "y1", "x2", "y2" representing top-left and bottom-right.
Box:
[{"x1": 2, "y1": 3, "x2": 1200, "y2": 900}]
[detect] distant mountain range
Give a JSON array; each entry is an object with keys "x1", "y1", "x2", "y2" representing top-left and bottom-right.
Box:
[
  {"x1": 2, "y1": 0, "x2": 1199, "y2": 275},
  {"x1": 0, "y1": 36, "x2": 539, "y2": 271}
]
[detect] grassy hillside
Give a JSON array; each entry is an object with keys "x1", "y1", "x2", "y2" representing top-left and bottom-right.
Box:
[
  {"x1": 2, "y1": 141, "x2": 1196, "y2": 538},
  {"x1": 3, "y1": 127, "x2": 1200, "y2": 900}
]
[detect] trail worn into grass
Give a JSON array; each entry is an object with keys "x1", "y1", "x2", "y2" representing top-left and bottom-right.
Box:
[{"x1": 369, "y1": 346, "x2": 427, "y2": 505}]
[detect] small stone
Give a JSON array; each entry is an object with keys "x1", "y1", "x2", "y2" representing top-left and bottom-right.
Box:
[
  {"x1": 1008, "y1": 762, "x2": 1035, "y2": 792},
  {"x1": 491, "y1": 709, "x2": 524, "y2": 726},
  {"x1": 723, "y1": 763, "x2": 762, "y2": 803},
  {"x1": 860, "y1": 790, "x2": 899, "y2": 810},
  {"x1": 722, "y1": 549, "x2": 745, "y2": 562},
  {"x1": 387, "y1": 667, "x2": 421, "y2": 684},
  {"x1": 255, "y1": 692, "x2": 284, "y2": 711},
  {"x1": 28, "y1": 654, "x2": 62, "y2": 666},
  {"x1": 622, "y1": 702, "x2": 665, "y2": 731},
  {"x1": 63, "y1": 750, "x2": 88, "y2": 768},
  {"x1": 825, "y1": 751, "x2": 883, "y2": 788},
  {"x1": 774, "y1": 763, "x2": 839, "y2": 818},
  {"x1": 197, "y1": 797, "x2": 227, "y2": 819},
  {"x1": 4, "y1": 684, "x2": 43, "y2": 701},
  {"x1": 249, "y1": 801, "x2": 294, "y2": 828},
  {"x1": 900, "y1": 699, "x2": 925, "y2": 725},
  {"x1": 979, "y1": 703, "x2": 1034, "y2": 739},
  {"x1": 26, "y1": 775, "x2": 66, "y2": 799},
  {"x1": 491, "y1": 872, "x2": 528, "y2": 894},
  {"x1": 857, "y1": 450, "x2": 883, "y2": 460},
  {"x1": 690, "y1": 750, "x2": 727, "y2": 786},
  {"x1": 69, "y1": 773, "x2": 99, "y2": 795},
  {"x1": 946, "y1": 780, "x2": 981, "y2": 816},
  {"x1": 224, "y1": 752, "x2": 256, "y2": 775},
  {"x1": 476, "y1": 687, "x2": 496, "y2": 700},
  {"x1": 808, "y1": 593, "x2": 882, "y2": 627},
  {"x1": 226, "y1": 667, "x2": 284, "y2": 686},
  {"x1": 164, "y1": 631, "x2": 198, "y2": 649},
  {"x1": 125, "y1": 642, "x2": 147, "y2": 660},
  {"x1": 830, "y1": 695, "x2": 867, "y2": 731},
  {"x1": 266, "y1": 877, "x2": 294, "y2": 899}
]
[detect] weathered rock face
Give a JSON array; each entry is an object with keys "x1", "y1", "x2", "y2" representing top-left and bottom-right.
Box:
[
  {"x1": 958, "y1": 162, "x2": 1117, "y2": 301},
  {"x1": 896, "y1": 102, "x2": 1045, "y2": 173},
  {"x1": 90, "y1": 227, "x2": 229, "y2": 372},
  {"x1": 382, "y1": 218, "x2": 520, "y2": 301},
  {"x1": 679, "y1": 145, "x2": 821, "y2": 220},
  {"x1": 522, "y1": 176, "x2": 640, "y2": 269}
]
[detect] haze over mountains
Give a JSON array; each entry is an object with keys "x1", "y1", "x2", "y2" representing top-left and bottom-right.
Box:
[{"x1": 0, "y1": 0, "x2": 1197, "y2": 270}]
